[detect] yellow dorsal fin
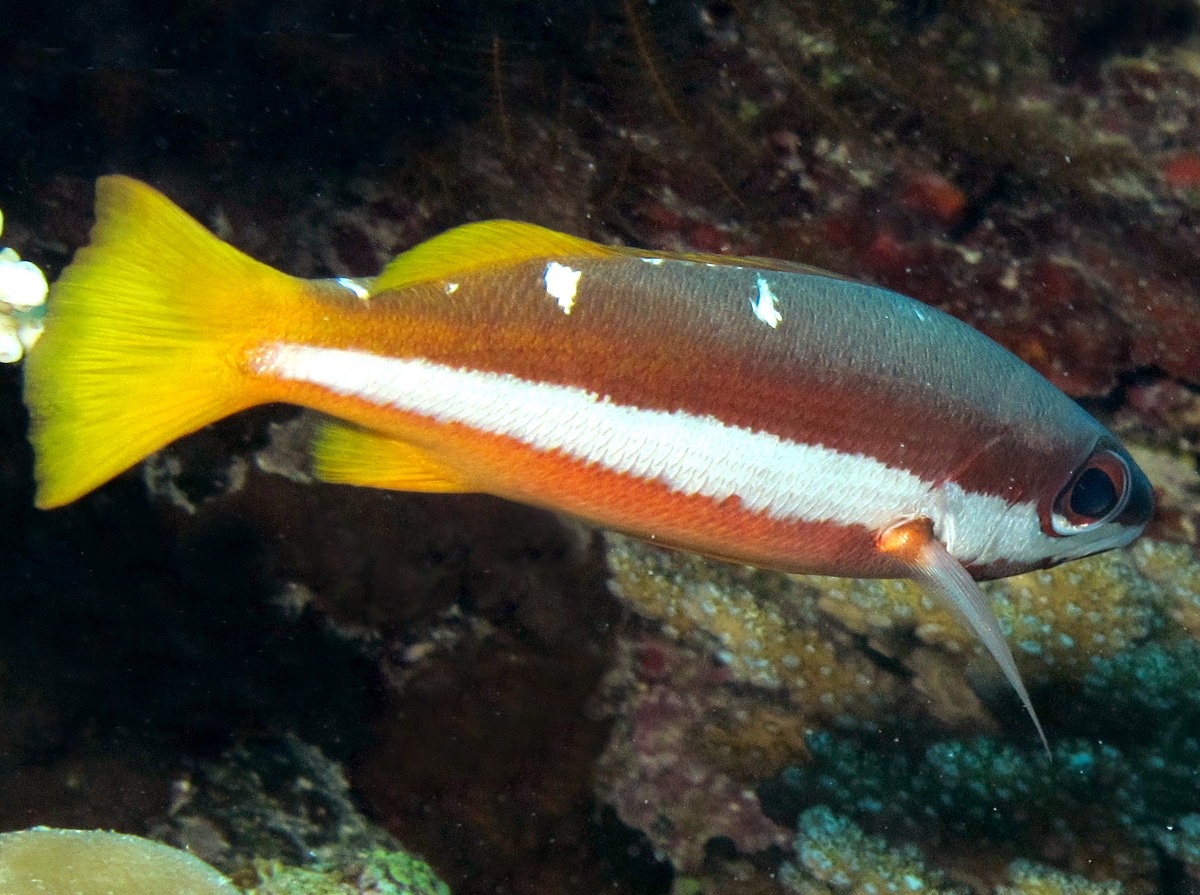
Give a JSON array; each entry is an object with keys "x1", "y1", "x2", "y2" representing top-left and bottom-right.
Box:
[
  {"x1": 372, "y1": 219, "x2": 853, "y2": 297},
  {"x1": 371, "y1": 220, "x2": 614, "y2": 296},
  {"x1": 311, "y1": 420, "x2": 474, "y2": 492}
]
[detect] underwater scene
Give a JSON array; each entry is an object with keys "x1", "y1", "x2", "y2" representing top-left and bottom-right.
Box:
[{"x1": 2, "y1": 1, "x2": 1200, "y2": 892}]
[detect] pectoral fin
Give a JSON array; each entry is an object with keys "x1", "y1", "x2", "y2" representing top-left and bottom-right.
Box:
[{"x1": 878, "y1": 518, "x2": 1050, "y2": 756}]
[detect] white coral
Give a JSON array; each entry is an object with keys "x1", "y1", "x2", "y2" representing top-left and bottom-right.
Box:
[{"x1": 0, "y1": 208, "x2": 48, "y2": 363}]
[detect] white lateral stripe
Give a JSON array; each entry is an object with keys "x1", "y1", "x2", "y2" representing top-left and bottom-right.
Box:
[
  {"x1": 259, "y1": 342, "x2": 925, "y2": 523},
  {"x1": 254, "y1": 343, "x2": 1116, "y2": 568}
]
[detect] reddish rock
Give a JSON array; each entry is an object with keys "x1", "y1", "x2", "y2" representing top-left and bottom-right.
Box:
[
  {"x1": 1162, "y1": 152, "x2": 1200, "y2": 189},
  {"x1": 900, "y1": 172, "x2": 968, "y2": 225}
]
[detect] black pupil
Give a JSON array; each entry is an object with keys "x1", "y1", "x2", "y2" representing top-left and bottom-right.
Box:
[{"x1": 1070, "y1": 466, "x2": 1119, "y2": 519}]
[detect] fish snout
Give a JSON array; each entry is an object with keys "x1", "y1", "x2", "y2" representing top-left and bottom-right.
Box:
[{"x1": 1117, "y1": 456, "x2": 1155, "y2": 532}]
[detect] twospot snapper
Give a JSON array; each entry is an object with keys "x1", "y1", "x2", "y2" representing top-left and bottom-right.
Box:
[{"x1": 24, "y1": 176, "x2": 1154, "y2": 750}]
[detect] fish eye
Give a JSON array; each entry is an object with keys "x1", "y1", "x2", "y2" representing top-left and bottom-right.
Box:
[{"x1": 1051, "y1": 448, "x2": 1131, "y2": 535}]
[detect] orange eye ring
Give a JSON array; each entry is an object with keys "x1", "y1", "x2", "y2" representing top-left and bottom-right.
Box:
[{"x1": 1051, "y1": 448, "x2": 1131, "y2": 535}]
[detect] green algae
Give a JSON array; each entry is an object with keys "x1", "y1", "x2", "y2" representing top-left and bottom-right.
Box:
[{"x1": 248, "y1": 849, "x2": 451, "y2": 895}]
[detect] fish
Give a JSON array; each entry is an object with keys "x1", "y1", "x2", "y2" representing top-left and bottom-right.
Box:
[{"x1": 23, "y1": 176, "x2": 1154, "y2": 750}]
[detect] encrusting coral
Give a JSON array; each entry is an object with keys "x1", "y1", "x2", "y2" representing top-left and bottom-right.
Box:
[
  {"x1": 0, "y1": 741, "x2": 455, "y2": 894},
  {"x1": 997, "y1": 861, "x2": 1124, "y2": 895},
  {"x1": 0, "y1": 827, "x2": 452, "y2": 895},
  {"x1": 780, "y1": 806, "x2": 963, "y2": 895},
  {"x1": 605, "y1": 532, "x2": 905, "y2": 728},
  {"x1": 779, "y1": 729, "x2": 1200, "y2": 883},
  {"x1": 598, "y1": 532, "x2": 1200, "y2": 889},
  {"x1": 593, "y1": 637, "x2": 793, "y2": 869},
  {"x1": 0, "y1": 828, "x2": 239, "y2": 895},
  {"x1": 780, "y1": 807, "x2": 1128, "y2": 895},
  {"x1": 806, "y1": 543, "x2": 1168, "y2": 681}
]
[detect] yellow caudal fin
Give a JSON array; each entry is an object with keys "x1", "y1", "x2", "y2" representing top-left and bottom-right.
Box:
[
  {"x1": 311, "y1": 420, "x2": 473, "y2": 492},
  {"x1": 23, "y1": 175, "x2": 307, "y2": 508}
]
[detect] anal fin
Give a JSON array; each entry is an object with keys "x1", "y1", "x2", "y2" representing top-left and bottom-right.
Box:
[
  {"x1": 312, "y1": 420, "x2": 474, "y2": 493},
  {"x1": 878, "y1": 518, "x2": 1050, "y2": 756}
]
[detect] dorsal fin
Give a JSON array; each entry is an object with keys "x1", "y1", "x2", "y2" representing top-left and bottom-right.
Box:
[
  {"x1": 372, "y1": 220, "x2": 857, "y2": 297},
  {"x1": 646, "y1": 250, "x2": 859, "y2": 282},
  {"x1": 371, "y1": 220, "x2": 615, "y2": 296},
  {"x1": 730, "y1": 255, "x2": 858, "y2": 283}
]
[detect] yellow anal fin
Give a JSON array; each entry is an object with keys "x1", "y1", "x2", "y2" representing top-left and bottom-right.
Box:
[
  {"x1": 371, "y1": 220, "x2": 615, "y2": 295},
  {"x1": 312, "y1": 420, "x2": 474, "y2": 493}
]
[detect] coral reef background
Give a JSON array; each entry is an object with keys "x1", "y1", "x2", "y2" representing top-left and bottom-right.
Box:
[{"x1": 2, "y1": 0, "x2": 1200, "y2": 892}]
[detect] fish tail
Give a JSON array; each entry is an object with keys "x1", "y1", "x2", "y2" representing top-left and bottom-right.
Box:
[{"x1": 23, "y1": 175, "x2": 305, "y2": 508}]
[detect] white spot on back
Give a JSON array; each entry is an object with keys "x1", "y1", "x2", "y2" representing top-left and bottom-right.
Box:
[
  {"x1": 752, "y1": 276, "x2": 782, "y2": 328},
  {"x1": 543, "y1": 262, "x2": 582, "y2": 314},
  {"x1": 641, "y1": 257, "x2": 665, "y2": 266},
  {"x1": 445, "y1": 282, "x2": 459, "y2": 295}
]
